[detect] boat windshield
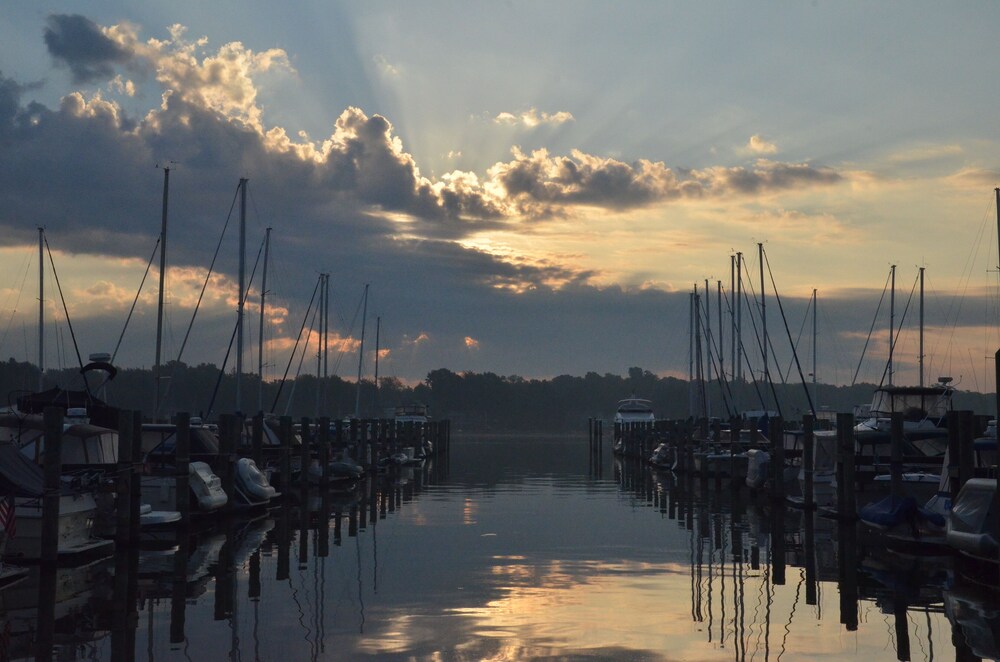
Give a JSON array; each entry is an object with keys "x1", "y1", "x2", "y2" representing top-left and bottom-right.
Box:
[
  {"x1": 617, "y1": 399, "x2": 652, "y2": 413},
  {"x1": 869, "y1": 387, "x2": 951, "y2": 420}
]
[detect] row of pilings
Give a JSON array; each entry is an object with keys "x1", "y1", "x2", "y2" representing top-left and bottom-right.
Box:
[
  {"x1": 589, "y1": 410, "x2": 996, "y2": 520},
  {"x1": 22, "y1": 405, "x2": 450, "y2": 659},
  {"x1": 29, "y1": 406, "x2": 451, "y2": 561}
]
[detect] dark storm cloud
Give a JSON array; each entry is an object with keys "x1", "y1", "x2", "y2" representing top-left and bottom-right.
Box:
[{"x1": 44, "y1": 14, "x2": 134, "y2": 83}]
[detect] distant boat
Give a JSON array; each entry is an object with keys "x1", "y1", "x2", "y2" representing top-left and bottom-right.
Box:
[
  {"x1": 613, "y1": 395, "x2": 655, "y2": 456},
  {"x1": 614, "y1": 395, "x2": 655, "y2": 425},
  {"x1": 394, "y1": 402, "x2": 430, "y2": 424}
]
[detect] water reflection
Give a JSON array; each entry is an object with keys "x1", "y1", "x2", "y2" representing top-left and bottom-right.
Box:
[{"x1": 0, "y1": 435, "x2": 999, "y2": 660}]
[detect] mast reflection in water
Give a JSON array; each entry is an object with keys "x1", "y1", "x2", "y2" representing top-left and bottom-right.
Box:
[{"x1": 0, "y1": 434, "x2": 996, "y2": 660}]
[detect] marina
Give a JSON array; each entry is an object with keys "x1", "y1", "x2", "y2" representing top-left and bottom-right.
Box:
[{"x1": 0, "y1": 433, "x2": 997, "y2": 659}]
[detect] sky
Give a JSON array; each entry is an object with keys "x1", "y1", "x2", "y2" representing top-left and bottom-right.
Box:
[{"x1": 2, "y1": 1, "x2": 1000, "y2": 404}]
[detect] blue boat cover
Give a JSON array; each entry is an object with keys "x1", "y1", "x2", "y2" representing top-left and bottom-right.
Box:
[{"x1": 859, "y1": 495, "x2": 918, "y2": 528}]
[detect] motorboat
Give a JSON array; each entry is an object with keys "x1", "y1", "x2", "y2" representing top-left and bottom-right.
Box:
[
  {"x1": 143, "y1": 421, "x2": 272, "y2": 508},
  {"x1": 648, "y1": 442, "x2": 673, "y2": 470},
  {"x1": 0, "y1": 442, "x2": 111, "y2": 560},
  {"x1": 947, "y1": 477, "x2": 998, "y2": 563},
  {"x1": 394, "y1": 403, "x2": 430, "y2": 424},
  {"x1": 613, "y1": 395, "x2": 655, "y2": 456},
  {"x1": 0, "y1": 408, "x2": 182, "y2": 540},
  {"x1": 614, "y1": 395, "x2": 655, "y2": 425}
]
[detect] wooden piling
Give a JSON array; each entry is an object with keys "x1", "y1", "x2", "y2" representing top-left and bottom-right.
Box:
[
  {"x1": 175, "y1": 412, "x2": 191, "y2": 524},
  {"x1": 889, "y1": 411, "x2": 904, "y2": 499},
  {"x1": 836, "y1": 412, "x2": 856, "y2": 519},
  {"x1": 729, "y1": 417, "x2": 741, "y2": 489},
  {"x1": 958, "y1": 410, "x2": 974, "y2": 489},
  {"x1": 947, "y1": 411, "x2": 961, "y2": 502},
  {"x1": 300, "y1": 417, "x2": 312, "y2": 488},
  {"x1": 802, "y1": 414, "x2": 815, "y2": 510},
  {"x1": 279, "y1": 416, "x2": 293, "y2": 491},
  {"x1": 319, "y1": 416, "x2": 330, "y2": 484},
  {"x1": 41, "y1": 406, "x2": 63, "y2": 563},
  {"x1": 116, "y1": 409, "x2": 134, "y2": 547},
  {"x1": 251, "y1": 413, "x2": 264, "y2": 468},
  {"x1": 219, "y1": 414, "x2": 238, "y2": 508},
  {"x1": 771, "y1": 415, "x2": 785, "y2": 500}
]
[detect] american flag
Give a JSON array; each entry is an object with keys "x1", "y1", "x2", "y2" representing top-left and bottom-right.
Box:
[{"x1": 0, "y1": 497, "x2": 15, "y2": 539}]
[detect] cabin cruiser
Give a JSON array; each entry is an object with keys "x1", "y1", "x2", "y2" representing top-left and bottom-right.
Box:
[
  {"x1": 0, "y1": 409, "x2": 180, "y2": 544},
  {"x1": 394, "y1": 403, "x2": 429, "y2": 424},
  {"x1": 613, "y1": 395, "x2": 655, "y2": 455},
  {"x1": 0, "y1": 442, "x2": 111, "y2": 560},
  {"x1": 854, "y1": 382, "x2": 953, "y2": 460},
  {"x1": 614, "y1": 396, "x2": 655, "y2": 425},
  {"x1": 395, "y1": 403, "x2": 434, "y2": 458}
]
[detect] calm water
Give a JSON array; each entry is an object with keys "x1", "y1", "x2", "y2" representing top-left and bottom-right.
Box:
[{"x1": 6, "y1": 434, "x2": 999, "y2": 660}]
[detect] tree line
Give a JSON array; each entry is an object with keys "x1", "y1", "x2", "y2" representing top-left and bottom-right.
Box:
[{"x1": 0, "y1": 359, "x2": 992, "y2": 433}]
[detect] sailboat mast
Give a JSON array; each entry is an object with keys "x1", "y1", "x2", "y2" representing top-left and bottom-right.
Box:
[
  {"x1": 704, "y1": 278, "x2": 712, "y2": 416},
  {"x1": 688, "y1": 290, "x2": 694, "y2": 417},
  {"x1": 812, "y1": 288, "x2": 817, "y2": 406},
  {"x1": 374, "y1": 316, "x2": 381, "y2": 413},
  {"x1": 729, "y1": 255, "x2": 736, "y2": 380},
  {"x1": 153, "y1": 166, "x2": 169, "y2": 416},
  {"x1": 37, "y1": 227, "x2": 44, "y2": 391},
  {"x1": 736, "y1": 252, "x2": 743, "y2": 386},
  {"x1": 323, "y1": 273, "x2": 330, "y2": 382},
  {"x1": 316, "y1": 274, "x2": 325, "y2": 417},
  {"x1": 758, "y1": 243, "x2": 768, "y2": 402},
  {"x1": 354, "y1": 284, "x2": 369, "y2": 418},
  {"x1": 889, "y1": 264, "x2": 896, "y2": 387},
  {"x1": 717, "y1": 279, "x2": 723, "y2": 385},
  {"x1": 236, "y1": 177, "x2": 247, "y2": 413},
  {"x1": 258, "y1": 227, "x2": 271, "y2": 413},
  {"x1": 919, "y1": 267, "x2": 925, "y2": 387}
]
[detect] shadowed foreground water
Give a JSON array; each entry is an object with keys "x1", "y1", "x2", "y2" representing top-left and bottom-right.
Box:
[{"x1": 6, "y1": 434, "x2": 999, "y2": 660}]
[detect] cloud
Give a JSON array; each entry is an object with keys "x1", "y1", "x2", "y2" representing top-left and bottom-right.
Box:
[
  {"x1": 494, "y1": 108, "x2": 574, "y2": 128},
  {"x1": 744, "y1": 134, "x2": 777, "y2": 155},
  {"x1": 487, "y1": 149, "x2": 842, "y2": 216},
  {"x1": 0, "y1": 17, "x2": 890, "y2": 387},
  {"x1": 373, "y1": 55, "x2": 399, "y2": 77},
  {"x1": 44, "y1": 14, "x2": 134, "y2": 83},
  {"x1": 464, "y1": 336, "x2": 480, "y2": 350}
]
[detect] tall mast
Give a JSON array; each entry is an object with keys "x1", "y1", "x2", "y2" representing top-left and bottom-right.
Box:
[
  {"x1": 37, "y1": 227, "x2": 44, "y2": 391},
  {"x1": 704, "y1": 278, "x2": 712, "y2": 416},
  {"x1": 812, "y1": 288, "x2": 818, "y2": 407},
  {"x1": 717, "y1": 279, "x2": 723, "y2": 386},
  {"x1": 736, "y1": 252, "x2": 743, "y2": 386},
  {"x1": 729, "y1": 255, "x2": 736, "y2": 380},
  {"x1": 354, "y1": 283, "x2": 369, "y2": 418},
  {"x1": 316, "y1": 274, "x2": 325, "y2": 417},
  {"x1": 888, "y1": 264, "x2": 896, "y2": 386},
  {"x1": 996, "y1": 188, "x2": 1000, "y2": 279},
  {"x1": 258, "y1": 227, "x2": 271, "y2": 413},
  {"x1": 154, "y1": 166, "x2": 169, "y2": 416},
  {"x1": 236, "y1": 177, "x2": 247, "y2": 413},
  {"x1": 758, "y1": 243, "x2": 768, "y2": 404},
  {"x1": 374, "y1": 316, "x2": 381, "y2": 413},
  {"x1": 688, "y1": 291, "x2": 694, "y2": 417},
  {"x1": 919, "y1": 267, "x2": 925, "y2": 387},
  {"x1": 323, "y1": 273, "x2": 330, "y2": 382}
]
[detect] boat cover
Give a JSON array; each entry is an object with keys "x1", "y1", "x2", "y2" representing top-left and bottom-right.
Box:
[
  {"x1": 0, "y1": 442, "x2": 47, "y2": 497},
  {"x1": 860, "y1": 495, "x2": 917, "y2": 528}
]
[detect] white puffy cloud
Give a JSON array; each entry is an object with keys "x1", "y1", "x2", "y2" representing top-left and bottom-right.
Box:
[{"x1": 494, "y1": 108, "x2": 575, "y2": 128}]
